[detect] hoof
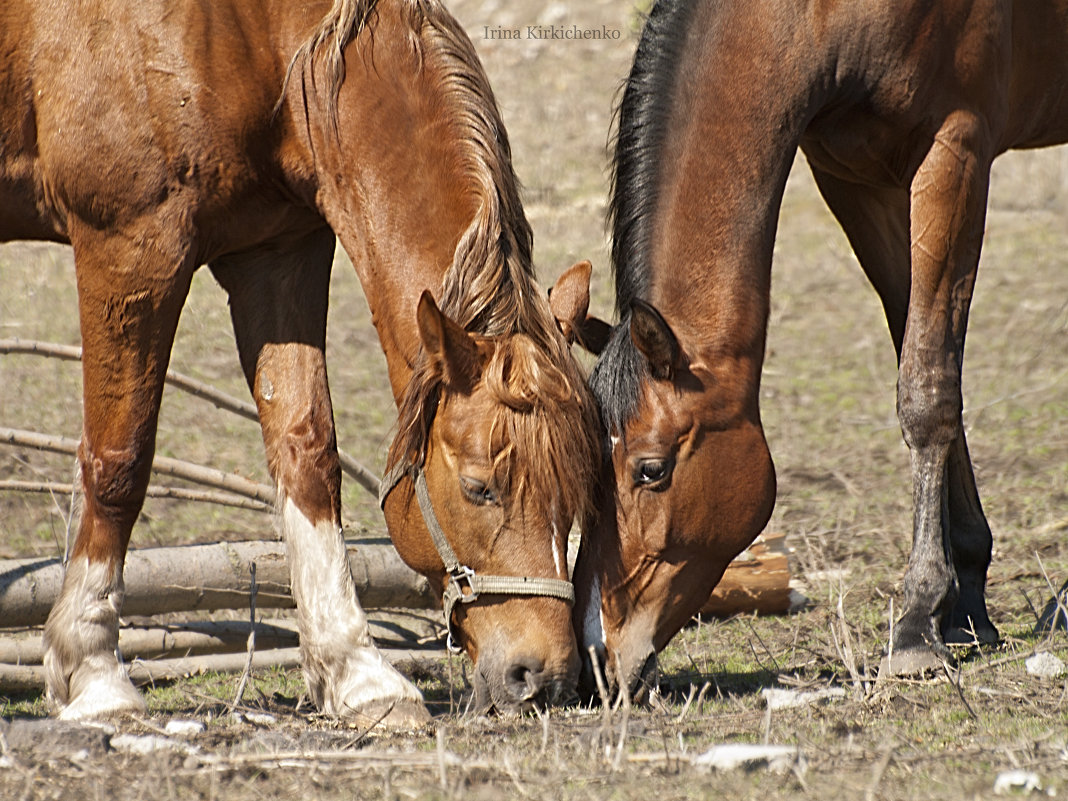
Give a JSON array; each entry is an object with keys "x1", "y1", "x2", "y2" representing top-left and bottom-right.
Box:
[
  {"x1": 56, "y1": 675, "x2": 146, "y2": 721},
  {"x1": 346, "y1": 699, "x2": 432, "y2": 731},
  {"x1": 877, "y1": 648, "x2": 947, "y2": 681}
]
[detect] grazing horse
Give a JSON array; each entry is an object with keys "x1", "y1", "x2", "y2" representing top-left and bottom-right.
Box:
[
  {"x1": 0, "y1": 0, "x2": 600, "y2": 721},
  {"x1": 573, "y1": 0, "x2": 1068, "y2": 698}
]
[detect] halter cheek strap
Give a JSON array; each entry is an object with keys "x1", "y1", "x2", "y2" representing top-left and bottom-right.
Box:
[{"x1": 379, "y1": 464, "x2": 576, "y2": 653}]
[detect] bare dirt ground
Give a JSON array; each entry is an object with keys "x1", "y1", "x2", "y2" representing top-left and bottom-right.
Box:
[{"x1": 2, "y1": 1, "x2": 1067, "y2": 799}]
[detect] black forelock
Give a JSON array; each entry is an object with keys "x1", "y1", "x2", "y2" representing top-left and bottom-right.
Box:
[{"x1": 588, "y1": 311, "x2": 649, "y2": 438}]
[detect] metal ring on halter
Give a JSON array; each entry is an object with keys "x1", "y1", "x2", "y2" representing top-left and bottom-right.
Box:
[{"x1": 379, "y1": 463, "x2": 576, "y2": 653}]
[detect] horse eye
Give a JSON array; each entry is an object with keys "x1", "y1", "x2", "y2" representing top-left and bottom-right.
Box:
[
  {"x1": 460, "y1": 476, "x2": 499, "y2": 506},
  {"x1": 634, "y1": 458, "x2": 672, "y2": 488}
]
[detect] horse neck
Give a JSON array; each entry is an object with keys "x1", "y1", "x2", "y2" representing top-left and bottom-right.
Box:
[
  {"x1": 630, "y1": 2, "x2": 832, "y2": 392},
  {"x1": 299, "y1": 3, "x2": 495, "y2": 402}
]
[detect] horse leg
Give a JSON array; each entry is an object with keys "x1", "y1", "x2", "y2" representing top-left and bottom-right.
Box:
[
  {"x1": 942, "y1": 432, "x2": 998, "y2": 645},
  {"x1": 43, "y1": 226, "x2": 194, "y2": 719},
  {"x1": 887, "y1": 116, "x2": 995, "y2": 671},
  {"x1": 210, "y1": 229, "x2": 428, "y2": 727},
  {"x1": 808, "y1": 153, "x2": 997, "y2": 673}
]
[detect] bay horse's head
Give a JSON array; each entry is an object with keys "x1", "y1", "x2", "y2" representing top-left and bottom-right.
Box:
[
  {"x1": 383, "y1": 262, "x2": 602, "y2": 713},
  {"x1": 573, "y1": 302, "x2": 776, "y2": 703}
]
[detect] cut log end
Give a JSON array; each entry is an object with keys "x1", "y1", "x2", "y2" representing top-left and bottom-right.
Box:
[{"x1": 700, "y1": 533, "x2": 805, "y2": 619}]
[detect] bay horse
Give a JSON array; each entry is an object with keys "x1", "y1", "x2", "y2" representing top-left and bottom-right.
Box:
[
  {"x1": 0, "y1": 0, "x2": 601, "y2": 721},
  {"x1": 573, "y1": 0, "x2": 1068, "y2": 699}
]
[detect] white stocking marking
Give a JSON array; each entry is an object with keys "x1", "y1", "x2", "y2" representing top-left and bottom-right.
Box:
[{"x1": 280, "y1": 497, "x2": 424, "y2": 716}]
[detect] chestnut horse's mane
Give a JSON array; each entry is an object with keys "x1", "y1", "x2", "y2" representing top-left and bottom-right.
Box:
[
  {"x1": 592, "y1": 0, "x2": 696, "y2": 438},
  {"x1": 289, "y1": 0, "x2": 599, "y2": 520}
]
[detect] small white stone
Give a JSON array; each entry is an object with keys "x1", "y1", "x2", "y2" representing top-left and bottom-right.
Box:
[
  {"x1": 692, "y1": 743, "x2": 802, "y2": 774},
  {"x1": 993, "y1": 770, "x2": 1041, "y2": 795},
  {"x1": 165, "y1": 719, "x2": 206, "y2": 737},
  {"x1": 762, "y1": 687, "x2": 846, "y2": 710},
  {"x1": 1025, "y1": 652, "x2": 1067, "y2": 679},
  {"x1": 111, "y1": 734, "x2": 193, "y2": 756}
]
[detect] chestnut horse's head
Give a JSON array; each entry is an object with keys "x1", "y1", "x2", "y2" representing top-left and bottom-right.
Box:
[
  {"x1": 573, "y1": 301, "x2": 776, "y2": 703},
  {"x1": 383, "y1": 262, "x2": 601, "y2": 713}
]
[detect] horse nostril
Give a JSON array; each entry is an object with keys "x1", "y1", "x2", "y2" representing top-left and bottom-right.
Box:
[{"x1": 504, "y1": 659, "x2": 545, "y2": 703}]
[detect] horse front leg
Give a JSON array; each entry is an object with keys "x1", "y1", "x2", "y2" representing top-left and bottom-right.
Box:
[
  {"x1": 883, "y1": 113, "x2": 995, "y2": 675},
  {"x1": 211, "y1": 230, "x2": 429, "y2": 727},
  {"x1": 44, "y1": 226, "x2": 194, "y2": 719}
]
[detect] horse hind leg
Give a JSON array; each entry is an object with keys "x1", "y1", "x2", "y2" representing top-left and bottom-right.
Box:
[
  {"x1": 942, "y1": 432, "x2": 997, "y2": 645},
  {"x1": 210, "y1": 230, "x2": 428, "y2": 727},
  {"x1": 44, "y1": 226, "x2": 195, "y2": 719},
  {"x1": 808, "y1": 153, "x2": 997, "y2": 674}
]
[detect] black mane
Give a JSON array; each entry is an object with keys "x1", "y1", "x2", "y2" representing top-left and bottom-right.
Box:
[{"x1": 593, "y1": 0, "x2": 696, "y2": 435}]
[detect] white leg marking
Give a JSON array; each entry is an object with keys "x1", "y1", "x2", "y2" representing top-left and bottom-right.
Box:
[
  {"x1": 281, "y1": 497, "x2": 425, "y2": 718},
  {"x1": 581, "y1": 573, "x2": 606, "y2": 656},
  {"x1": 43, "y1": 555, "x2": 145, "y2": 720}
]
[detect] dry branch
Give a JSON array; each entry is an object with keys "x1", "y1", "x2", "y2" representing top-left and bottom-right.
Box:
[
  {"x1": 0, "y1": 621, "x2": 301, "y2": 664},
  {"x1": 0, "y1": 646, "x2": 445, "y2": 694},
  {"x1": 0, "y1": 480, "x2": 271, "y2": 513},
  {"x1": 0, "y1": 539, "x2": 436, "y2": 627},
  {"x1": 0, "y1": 426, "x2": 276, "y2": 506},
  {"x1": 0, "y1": 338, "x2": 381, "y2": 497}
]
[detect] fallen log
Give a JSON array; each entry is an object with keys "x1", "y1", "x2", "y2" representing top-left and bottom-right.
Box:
[
  {"x1": 0, "y1": 535, "x2": 797, "y2": 630},
  {"x1": 0, "y1": 540, "x2": 436, "y2": 627},
  {"x1": 0, "y1": 621, "x2": 301, "y2": 665},
  {"x1": 699, "y1": 533, "x2": 805, "y2": 618},
  {"x1": 0, "y1": 646, "x2": 447, "y2": 694},
  {"x1": 0, "y1": 610, "x2": 442, "y2": 665}
]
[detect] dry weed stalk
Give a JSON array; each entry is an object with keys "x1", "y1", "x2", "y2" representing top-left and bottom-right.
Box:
[
  {"x1": 829, "y1": 586, "x2": 869, "y2": 697},
  {"x1": 230, "y1": 561, "x2": 258, "y2": 710}
]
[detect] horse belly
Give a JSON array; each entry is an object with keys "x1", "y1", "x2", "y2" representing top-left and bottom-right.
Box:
[{"x1": 1004, "y1": 0, "x2": 1068, "y2": 149}]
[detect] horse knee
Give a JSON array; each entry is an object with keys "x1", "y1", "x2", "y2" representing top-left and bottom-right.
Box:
[
  {"x1": 79, "y1": 441, "x2": 152, "y2": 528},
  {"x1": 896, "y1": 365, "x2": 962, "y2": 453},
  {"x1": 271, "y1": 420, "x2": 340, "y2": 519}
]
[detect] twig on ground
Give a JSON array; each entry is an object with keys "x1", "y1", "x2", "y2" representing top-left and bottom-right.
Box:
[
  {"x1": 1035, "y1": 551, "x2": 1068, "y2": 636},
  {"x1": 673, "y1": 683, "x2": 697, "y2": 723},
  {"x1": 436, "y1": 725, "x2": 448, "y2": 792},
  {"x1": 830, "y1": 589, "x2": 868, "y2": 697},
  {"x1": 230, "y1": 562, "x2": 258, "y2": 710},
  {"x1": 611, "y1": 703, "x2": 630, "y2": 773},
  {"x1": 942, "y1": 661, "x2": 978, "y2": 722},
  {"x1": 743, "y1": 617, "x2": 781, "y2": 673}
]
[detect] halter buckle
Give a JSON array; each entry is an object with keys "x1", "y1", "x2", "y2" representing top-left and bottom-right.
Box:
[{"x1": 450, "y1": 565, "x2": 479, "y2": 602}]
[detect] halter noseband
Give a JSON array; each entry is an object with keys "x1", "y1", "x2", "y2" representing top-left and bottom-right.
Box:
[{"x1": 379, "y1": 464, "x2": 576, "y2": 653}]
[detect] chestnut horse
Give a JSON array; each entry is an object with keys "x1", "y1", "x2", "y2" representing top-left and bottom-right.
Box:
[
  {"x1": 573, "y1": 0, "x2": 1068, "y2": 699},
  {"x1": 0, "y1": 0, "x2": 600, "y2": 721}
]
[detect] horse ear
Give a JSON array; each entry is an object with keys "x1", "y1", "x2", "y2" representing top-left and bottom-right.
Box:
[
  {"x1": 629, "y1": 299, "x2": 680, "y2": 380},
  {"x1": 548, "y1": 260, "x2": 611, "y2": 354},
  {"x1": 416, "y1": 291, "x2": 479, "y2": 390}
]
